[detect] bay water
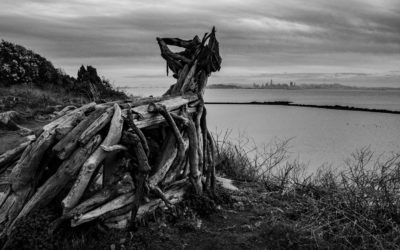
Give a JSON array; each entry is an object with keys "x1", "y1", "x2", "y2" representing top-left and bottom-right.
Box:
[{"x1": 125, "y1": 87, "x2": 400, "y2": 172}]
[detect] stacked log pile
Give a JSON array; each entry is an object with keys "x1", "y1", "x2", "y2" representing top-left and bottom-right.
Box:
[{"x1": 0, "y1": 27, "x2": 221, "y2": 238}]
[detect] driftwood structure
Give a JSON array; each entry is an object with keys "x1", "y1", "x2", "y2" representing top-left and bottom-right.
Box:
[{"x1": 0, "y1": 28, "x2": 221, "y2": 238}]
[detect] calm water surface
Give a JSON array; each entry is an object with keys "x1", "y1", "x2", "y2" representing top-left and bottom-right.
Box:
[
  {"x1": 207, "y1": 105, "x2": 400, "y2": 171},
  {"x1": 206, "y1": 88, "x2": 400, "y2": 111},
  {"x1": 126, "y1": 87, "x2": 400, "y2": 111},
  {"x1": 126, "y1": 87, "x2": 400, "y2": 171}
]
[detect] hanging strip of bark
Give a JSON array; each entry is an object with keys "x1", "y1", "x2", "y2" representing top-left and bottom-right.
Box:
[
  {"x1": 195, "y1": 102, "x2": 204, "y2": 174},
  {"x1": 171, "y1": 64, "x2": 190, "y2": 94},
  {"x1": 200, "y1": 106, "x2": 208, "y2": 174},
  {"x1": 200, "y1": 107, "x2": 211, "y2": 190},
  {"x1": 197, "y1": 70, "x2": 209, "y2": 96},
  {"x1": 186, "y1": 116, "x2": 203, "y2": 194},
  {"x1": 62, "y1": 104, "x2": 123, "y2": 213},
  {"x1": 207, "y1": 131, "x2": 216, "y2": 194},
  {"x1": 126, "y1": 108, "x2": 149, "y2": 156},
  {"x1": 180, "y1": 61, "x2": 197, "y2": 94}
]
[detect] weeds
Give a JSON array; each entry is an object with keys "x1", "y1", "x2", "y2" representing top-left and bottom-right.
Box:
[
  {"x1": 214, "y1": 131, "x2": 400, "y2": 249},
  {"x1": 0, "y1": 85, "x2": 94, "y2": 119},
  {"x1": 214, "y1": 129, "x2": 293, "y2": 184}
]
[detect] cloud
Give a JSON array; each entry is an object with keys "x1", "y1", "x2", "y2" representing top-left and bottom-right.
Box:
[{"x1": 0, "y1": 0, "x2": 399, "y2": 87}]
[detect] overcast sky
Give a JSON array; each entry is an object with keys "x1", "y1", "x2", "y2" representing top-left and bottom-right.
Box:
[{"x1": 0, "y1": 0, "x2": 399, "y2": 87}]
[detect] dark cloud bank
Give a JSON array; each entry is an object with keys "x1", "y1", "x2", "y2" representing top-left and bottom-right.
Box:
[{"x1": 0, "y1": 0, "x2": 399, "y2": 87}]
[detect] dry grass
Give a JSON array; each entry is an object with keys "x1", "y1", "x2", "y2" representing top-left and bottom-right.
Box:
[
  {"x1": 214, "y1": 131, "x2": 400, "y2": 249},
  {"x1": 0, "y1": 85, "x2": 88, "y2": 116}
]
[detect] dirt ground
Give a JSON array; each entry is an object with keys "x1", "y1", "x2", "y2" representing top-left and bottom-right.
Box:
[
  {"x1": 99, "y1": 182, "x2": 312, "y2": 250},
  {"x1": 4, "y1": 181, "x2": 314, "y2": 250}
]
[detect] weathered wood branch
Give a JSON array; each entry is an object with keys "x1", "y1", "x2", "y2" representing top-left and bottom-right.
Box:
[
  {"x1": 49, "y1": 180, "x2": 133, "y2": 233},
  {"x1": 181, "y1": 61, "x2": 198, "y2": 94},
  {"x1": 62, "y1": 104, "x2": 123, "y2": 212},
  {"x1": 71, "y1": 192, "x2": 134, "y2": 227},
  {"x1": 148, "y1": 103, "x2": 185, "y2": 170},
  {"x1": 186, "y1": 116, "x2": 202, "y2": 194},
  {"x1": 126, "y1": 108, "x2": 149, "y2": 156},
  {"x1": 40, "y1": 102, "x2": 96, "y2": 134},
  {"x1": 195, "y1": 102, "x2": 204, "y2": 174},
  {"x1": 157, "y1": 36, "x2": 200, "y2": 49},
  {"x1": 10, "y1": 135, "x2": 102, "y2": 231},
  {"x1": 156, "y1": 38, "x2": 192, "y2": 64},
  {"x1": 0, "y1": 141, "x2": 30, "y2": 172},
  {"x1": 79, "y1": 107, "x2": 114, "y2": 145},
  {"x1": 121, "y1": 132, "x2": 151, "y2": 227},
  {"x1": 207, "y1": 131, "x2": 216, "y2": 193},
  {"x1": 53, "y1": 108, "x2": 106, "y2": 160}
]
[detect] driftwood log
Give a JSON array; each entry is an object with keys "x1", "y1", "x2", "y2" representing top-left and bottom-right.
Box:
[{"x1": 0, "y1": 27, "x2": 221, "y2": 239}]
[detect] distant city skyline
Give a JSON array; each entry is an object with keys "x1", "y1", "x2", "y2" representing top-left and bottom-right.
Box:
[{"x1": 0, "y1": 0, "x2": 399, "y2": 87}]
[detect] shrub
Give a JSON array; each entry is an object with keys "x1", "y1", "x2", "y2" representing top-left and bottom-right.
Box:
[
  {"x1": 214, "y1": 132, "x2": 400, "y2": 249},
  {"x1": 0, "y1": 40, "x2": 127, "y2": 102}
]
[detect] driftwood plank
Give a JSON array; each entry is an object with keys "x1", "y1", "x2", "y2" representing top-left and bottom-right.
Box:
[
  {"x1": 41, "y1": 102, "x2": 96, "y2": 134},
  {"x1": 63, "y1": 104, "x2": 123, "y2": 212},
  {"x1": 103, "y1": 180, "x2": 190, "y2": 228},
  {"x1": 79, "y1": 107, "x2": 114, "y2": 145},
  {"x1": 186, "y1": 117, "x2": 202, "y2": 194},
  {"x1": 131, "y1": 95, "x2": 198, "y2": 122},
  {"x1": 150, "y1": 134, "x2": 189, "y2": 187},
  {"x1": 0, "y1": 141, "x2": 31, "y2": 172},
  {"x1": 10, "y1": 131, "x2": 56, "y2": 192},
  {"x1": 71, "y1": 192, "x2": 134, "y2": 226},
  {"x1": 10, "y1": 135, "x2": 102, "y2": 231},
  {"x1": 53, "y1": 107, "x2": 106, "y2": 160}
]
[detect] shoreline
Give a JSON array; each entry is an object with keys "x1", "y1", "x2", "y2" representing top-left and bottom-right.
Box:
[{"x1": 205, "y1": 101, "x2": 400, "y2": 114}]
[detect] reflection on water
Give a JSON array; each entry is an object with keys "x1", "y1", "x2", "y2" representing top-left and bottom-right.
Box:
[{"x1": 207, "y1": 105, "x2": 400, "y2": 172}]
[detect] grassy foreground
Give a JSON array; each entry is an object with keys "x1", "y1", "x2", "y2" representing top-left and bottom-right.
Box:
[{"x1": 216, "y1": 132, "x2": 400, "y2": 249}]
